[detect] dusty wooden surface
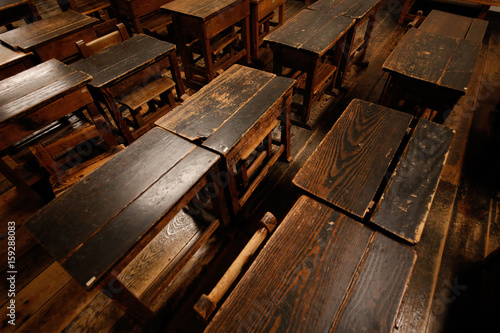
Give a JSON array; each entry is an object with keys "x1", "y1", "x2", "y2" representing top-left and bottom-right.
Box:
[
  {"x1": 372, "y1": 119, "x2": 454, "y2": 244},
  {"x1": 161, "y1": 0, "x2": 248, "y2": 21},
  {"x1": 419, "y1": 9, "x2": 488, "y2": 41},
  {"x1": 309, "y1": 0, "x2": 381, "y2": 19},
  {"x1": 383, "y1": 28, "x2": 481, "y2": 93}
]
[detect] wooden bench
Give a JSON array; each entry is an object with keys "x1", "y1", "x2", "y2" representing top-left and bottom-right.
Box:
[
  {"x1": 0, "y1": 10, "x2": 98, "y2": 63},
  {"x1": 57, "y1": 0, "x2": 113, "y2": 20},
  {"x1": 293, "y1": 99, "x2": 454, "y2": 244},
  {"x1": 0, "y1": 59, "x2": 118, "y2": 197},
  {"x1": 0, "y1": 0, "x2": 40, "y2": 30},
  {"x1": 380, "y1": 12, "x2": 487, "y2": 122},
  {"x1": 399, "y1": 0, "x2": 500, "y2": 24},
  {"x1": 71, "y1": 34, "x2": 185, "y2": 144},
  {"x1": 162, "y1": 0, "x2": 251, "y2": 88},
  {"x1": 200, "y1": 195, "x2": 416, "y2": 331},
  {"x1": 25, "y1": 127, "x2": 230, "y2": 321},
  {"x1": 309, "y1": 0, "x2": 383, "y2": 84},
  {"x1": 264, "y1": 9, "x2": 355, "y2": 128},
  {"x1": 156, "y1": 64, "x2": 294, "y2": 216}
]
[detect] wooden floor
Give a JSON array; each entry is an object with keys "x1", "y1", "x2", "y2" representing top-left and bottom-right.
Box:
[{"x1": 1, "y1": 0, "x2": 500, "y2": 332}]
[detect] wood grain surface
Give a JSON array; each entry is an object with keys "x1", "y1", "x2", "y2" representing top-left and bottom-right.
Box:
[
  {"x1": 418, "y1": 10, "x2": 488, "y2": 41},
  {"x1": 70, "y1": 34, "x2": 175, "y2": 88},
  {"x1": 0, "y1": 59, "x2": 91, "y2": 124},
  {"x1": 309, "y1": 0, "x2": 381, "y2": 19},
  {"x1": 293, "y1": 99, "x2": 412, "y2": 218},
  {"x1": 383, "y1": 28, "x2": 481, "y2": 93},
  {"x1": 207, "y1": 196, "x2": 416, "y2": 332},
  {"x1": 264, "y1": 9, "x2": 355, "y2": 55},
  {"x1": 161, "y1": 0, "x2": 247, "y2": 20},
  {"x1": 372, "y1": 119, "x2": 454, "y2": 244},
  {"x1": 0, "y1": 10, "x2": 97, "y2": 51}
]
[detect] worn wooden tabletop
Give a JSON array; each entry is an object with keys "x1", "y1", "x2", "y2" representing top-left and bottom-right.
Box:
[
  {"x1": 162, "y1": 0, "x2": 247, "y2": 21},
  {"x1": 383, "y1": 28, "x2": 481, "y2": 93},
  {"x1": 0, "y1": 0, "x2": 30, "y2": 10},
  {"x1": 156, "y1": 64, "x2": 294, "y2": 156},
  {"x1": 293, "y1": 99, "x2": 454, "y2": 244},
  {"x1": 206, "y1": 195, "x2": 416, "y2": 332},
  {"x1": 70, "y1": 34, "x2": 176, "y2": 88},
  {"x1": 308, "y1": 0, "x2": 381, "y2": 19},
  {"x1": 419, "y1": 9, "x2": 488, "y2": 41},
  {"x1": 0, "y1": 10, "x2": 97, "y2": 52},
  {"x1": 25, "y1": 127, "x2": 220, "y2": 289},
  {"x1": 264, "y1": 9, "x2": 354, "y2": 56},
  {"x1": 0, "y1": 59, "x2": 90, "y2": 125}
]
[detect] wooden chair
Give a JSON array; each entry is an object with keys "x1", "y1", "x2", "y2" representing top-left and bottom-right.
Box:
[
  {"x1": 76, "y1": 24, "x2": 178, "y2": 141},
  {"x1": 76, "y1": 22, "x2": 130, "y2": 57},
  {"x1": 57, "y1": 0, "x2": 113, "y2": 20},
  {"x1": 29, "y1": 107, "x2": 123, "y2": 196}
]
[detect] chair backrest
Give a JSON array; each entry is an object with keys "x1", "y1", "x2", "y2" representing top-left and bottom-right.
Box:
[{"x1": 76, "y1": 23, "x2": 130, "y2": 58}]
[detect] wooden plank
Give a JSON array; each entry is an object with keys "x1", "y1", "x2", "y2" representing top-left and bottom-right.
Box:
[
  {"x1": 439, "y1": 38, "x2": 481, "y2": 92},
  {"x1": 264, "y1": 9, "x2": 354, "y2": 55},
  {"x1": 61, "y1": 147, "x2": 219, "y2": 287},
  {"x1": 293, "y1": 99, "x2": 412, "y2": 218},
  {"x1": 156, "y1": 64, "x2": 274, "y2": 142},
  {"x1": 419, "y1": 10, "x2": 474, "y2": 39},
  {"x1": 308, "y1": 0, "x2": 353, "y2": 15},
  {"x1": 70, "y1": 34, "x2": 175, "y2": 88},
  {"x1": 0, "y1": 59, "x2": 91, "y2": 123},
  {"x1": 202, "y1": 75, "x2": 293, "y2": 155},
  {"x1": 342, "y1": 0, "x2": 380, "y2": 19},
  {"x1": 0, "y1": 44, "x2": 31, "y2": 70},
  {"x1": 465, "y1": 19, "x2": 489, "y2": 43},
  {"x1": 372, "y1": 119, "x2": 454, "y2": 244},
  {"x1": 206, "y1": 196, "x2": 374, "y2": 332},
  {"x1": 0, "y1": 262, "x2": 71, "y2": 330},
  {"x1": 25, "y1": 128, "x2": 195, "y2": 262},
  {"x1": 383, "y1": 29, "x2": 458, "y2": 88},
  {"x1": 332, "y1": 232, "x2": 416, "y2": 332}
]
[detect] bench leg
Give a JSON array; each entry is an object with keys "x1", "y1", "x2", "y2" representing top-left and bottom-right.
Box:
[
  {"x1": 336, "y1": 26, "x2": 355, "y2": 90},
  {"x1": 280, "y1": 90, "x2": 292, "y2": 162},
  {"x1": 358, "y1": 4, "x2": 380, "y2": 66},
  {"x1": 168, "y1": 51, "x2": 185, "y2": 97},
  {"x1": 0, "y1": 157, "x2": 40, "y2": 200}
]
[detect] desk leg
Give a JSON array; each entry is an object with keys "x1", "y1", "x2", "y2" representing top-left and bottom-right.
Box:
[
  {"x1": 272, "y1": 47, "x2": 283, "y2": 76},
  {"x1": 86, "y1": 102, "x2": 118, "y2": 149},
  {"x1": 336, "y1": 26, "x2": 355, "y2": 90},
  {"x1": 102, "y1": 91, "x2": 135, "y2": 144},
  {"x1": 399, "y1": 0, "x2": 412, "y2": 24},
  {"x1": 201, "y1": 34, "x2": 215, "y2": 82},
  {"x1": 278, "y1": 5, "x2": 285, "y2": 26},
  {"x1": 209, "y1": 165, "x2": 231, "y2": 226},
  {"x1": 250, "y1": 6, "x2": 260, "y2": 60},
  {"x1": 226, "y1": 164, "x2": 241, "y2": 217},
  {"x1": 168, "y1": 50, "x2": 185, "y2": 98},
  {"x1": 358, "y1": 4, "x2": 380, "y2": 66},
  {"x1": 242, "y1": 16, "x2": 251, "y2": 64},
  {"x1": 280, "y1": 90, "x2": 292, "y2": 162},
  {"x1": 101, "y1": 273, "x2": 154, "y2": 322},
  {"x1": 302, "y1": 57, "x2": 320, "y2": 125}
]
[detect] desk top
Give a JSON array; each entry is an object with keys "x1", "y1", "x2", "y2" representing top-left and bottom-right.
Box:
[
  {"x1": 71, "y1": 34, "x2": 176, "y2": 88},
  {"x1": 309, "y1": 0, "x2": 381, "y2": 19},
  {"x1": 264, "y1": 9, "x2": 355, "y2": 56},
  {"x1": 383, "y1": 28, "x2": 481, "y2": 93},
  {"x1": 26, "y1": 127, "x2": 220, "y2": 289},
  {"x1": 206, "y1": 195, "x2": 416, "y2": 332},
  {"x1": 0, "y1": 10, "x2": 97, "y2": 52},
  {"x1": 0, "y1": 44, "x2": 31, "y2": 70},
  {"x1": 162, "y1": 0, "x2": 248, "y2": 21},
  {"x1": 156, "y1": 64, "x2": 294, "y2": 156},
  {"x1": 0, "y1": 59, "x2": 91, "y2": 124},
  {"x1": 0, "y1": 0, "x2": 30, "y2": 11},
  {"x1": 419, "y1": 9, "x2": 488, "y2": 42},
  {"x1": 293, "y1": 99, "x2": 453, "y2": 243}
]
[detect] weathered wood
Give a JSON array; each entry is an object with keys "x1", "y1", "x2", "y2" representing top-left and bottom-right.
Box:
[
  {"x1": 383, "y1": 28, "x2": 482, "y2": 94},
  {"x1": 332, "y1": 233, "x2": 416, "y2": 332},
  {"x1": 0, "y1": 44, "x2": 32, "y2": 79},
  {"x1": 162, "y1": 0, "x2": 247, "y2": 21},
  {"x1": 0, "y1": 10, "x2": 98, "y2": 61},
  {"x1": 0, "y1": 0, "x2": 39, "y2": 28},
  {"x1": 309, "y1": 0, "x2": 380, "y2": 19},
  {"x1": 372, "y1": 119, "x2": 454, "y2": 244},
  {"x1": 206, "y1": 196, "x2": 374, "y2": 332},
  {"x1": 418, "y1": 10, "x2": 487, "y2": 41},
  {"x1": 293, "y1": 99, "x2": 412, "y2": 218}
]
